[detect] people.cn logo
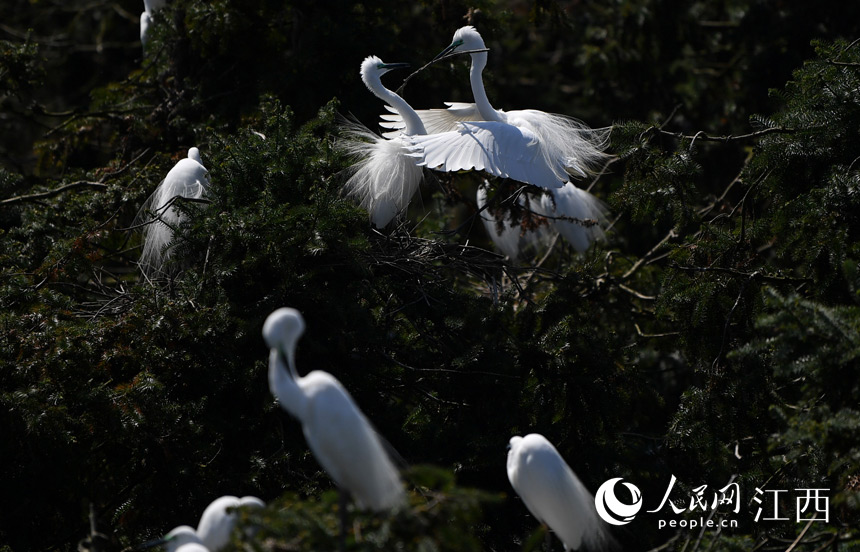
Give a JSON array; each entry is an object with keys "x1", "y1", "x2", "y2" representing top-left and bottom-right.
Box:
[{"x1": 595, "y1": 478, "x2": 643, "y2": 525}]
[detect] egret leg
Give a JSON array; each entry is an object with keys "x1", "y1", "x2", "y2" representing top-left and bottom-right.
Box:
[
  {"x1": 339, "y1": 488, "x2": 348, "y2": 552},
  {"x1": 543, "y1": 524, "x2": 552, "y2": 552}
]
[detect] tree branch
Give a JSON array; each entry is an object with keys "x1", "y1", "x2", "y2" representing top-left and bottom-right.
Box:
[
  {"x1": 657, "y1": 126, "x2": 795, "y2": 143},
  {"x1": 1, "y1": 181, "x2": 107, "y2": 205}
]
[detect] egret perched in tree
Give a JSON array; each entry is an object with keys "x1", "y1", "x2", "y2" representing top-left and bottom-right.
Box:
[
  {"x1": 262, "y1": 307, "x2": 405, "y2": 512},
  {"x1": 507, "y1": 434, "x2": 614, "y2": 551},
  {"x1": 143, "y1": 0, "x2": 167, "y2": 12},
  {"x1": 139, "y1": 0, "x2": 167, "y2": 48},
  {"x1": 139, "y1": 11, "x2": 152, "y2": 48},
  {"x1": 478, "y1": 181, "x2": 606, "y2": 258},
  {"x1": 158, "y1": 495, "x2": 264, "y2": 552},
  {"x1": 477, "y1": 182, "x2": 553, "y2": 260},
  {"x1": 539, "y1": 183, "x2": 607, "y2": 253},
  {"x1": 136, "y1": 147, "x2": 209, "y2": 278},
  {"x1": 339, "y1": 56, "x2": 425, "y2": 227}
]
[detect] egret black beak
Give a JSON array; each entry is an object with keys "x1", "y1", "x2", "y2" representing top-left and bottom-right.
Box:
[
  {"x1": 135, "y1": 536, "x2": 169, "y2": 550},
  {"x1": 432, "y1": 39, "x2": 464, "y2": 62},
  {"x1": 380, "y1": 62, "x2": 410, "y2": 71}
]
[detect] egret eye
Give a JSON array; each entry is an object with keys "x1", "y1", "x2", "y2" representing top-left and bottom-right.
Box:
[{"x1": 506, "y1": 443, "x2": 512, "y2": 451}]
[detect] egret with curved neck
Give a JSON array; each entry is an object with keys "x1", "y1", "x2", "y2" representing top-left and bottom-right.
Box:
[
  {"x1": 339, "y1": 56, "x2": 426, "y2": 227},
  {"x1": 262, "y1": 307, "x2": 405, "y2": 513}
]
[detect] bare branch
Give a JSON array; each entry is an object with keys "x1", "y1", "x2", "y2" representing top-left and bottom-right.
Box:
[
  {"x1": 395, "y1": 48, "x2": 490, "y2": 96},
  {"x1": 1, "y1": 181, "x2": 107, "y2": 205},
  {"x1": 657, "y1": 126, "x2": 795, "y2": 143}
]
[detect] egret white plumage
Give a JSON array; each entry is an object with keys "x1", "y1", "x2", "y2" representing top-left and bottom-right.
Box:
[
  {"x1": 137, "y1": 147, "x2": 209, "y2": 277},
  {"x1": 140, "y1": 0, "x2": 166, "y2": 48},
  {"x1": 507, "y1": 434, "x2": 613, "y2": 551},
  {"x1": 539, "y1": 183, "x2": 607, "y2": 253},
  {"x1": 143, "y1": 0, "x2": 167, "y2": 13},
  {"x1": 263, "y1": 307, "x2": 405, "y2": 511},
  {"x1": 339, "y1": 56, "x2": 425, "y2": 227},
  {"x1": 159, "y1": 495, "x2": 264, "y2": 552},
  {"x1": 477, "y1": 182, "x2": 552, "y2": 260},
  {"x1": 140, "y1": 11, "x2": 152, "y2": 48},
  {"x1": 405, "y1": 26, "x2": 611, "y2": 181},
  {"x1": 162, "y1": 525, "x2": 203, "y2": 552}
]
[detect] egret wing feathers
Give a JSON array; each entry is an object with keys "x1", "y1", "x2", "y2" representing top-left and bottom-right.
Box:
[
  {"x1": 406, "y1": 121, "x2": 565, "y2": 189},
  {"x1": 380, "y1": 102, "x2": 484, "y2": 139}
]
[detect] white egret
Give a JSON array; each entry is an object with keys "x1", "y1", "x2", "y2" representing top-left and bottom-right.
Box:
[
  {"x1": 137, "y1": 147, "x2": 209, "y2": 278},
  {"x1": 339, "y1": 56, "x2": 425, "y2": 227},
  {"x1": 342, "y1": 55, "x2": 575, "y2": 227},
  {"x1": 539, "y1": 183, "x2": 607, "y2": 253},
  {"x1": 477, "y1": 182, "x2": 552, "y2": 260},
  {"x1": 478, "y1": 181, "x2": 606, "y2": 258},
  {"x1": 140, "y1": 0, "x2": 166, "y2": 48},
  {"x1": 160, "y1": 495, "x2": 264, "y2": 552},
  {"x1": 397, "y1": 26, "x2": 611, "y2": 181},
  {"x1": 143, "y1": 0, "x2": 167, "y2": 13},
  {"x1": 262, "y1": 307, "x2": 405, "y2": 511},
  {"x1": 140, "y1": 11, "x2": 152, "y2": 48},
  {"x1": 196, "y1": 496, "x2": 264, "y2": 551},
  {"x1": 173, "y1": 545, "x2": 209, "y2": 552},
  {"x1": 507, "y1": 434, "x2": 613, "y2": 551}
]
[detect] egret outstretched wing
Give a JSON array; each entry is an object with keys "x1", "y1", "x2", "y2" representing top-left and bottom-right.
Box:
[
  {"x1": 380, "y1": 102, "x2": 483, "y2": 138},
  {"x1": 406, "y1": 122, "x2": 565, "y2": 189}
]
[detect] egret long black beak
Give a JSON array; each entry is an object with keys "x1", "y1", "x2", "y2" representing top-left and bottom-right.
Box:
[
  {"x1": 380, "y1": 62, "x2": 410, "y2": 71},
  {"x1": 134, "y1": 536, "x2": 169, "y2": 550},
  {"x1": 431, "y1": 39, "x2": 464, "y2": 62}
]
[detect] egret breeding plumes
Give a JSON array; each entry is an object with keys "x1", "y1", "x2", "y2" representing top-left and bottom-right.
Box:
[
  {"x1": 507, "y1": 434, "x2": 614, "y2": 551},
  {"x1": 136, "y1": 147, "x2": 209, "y2": 278},
  {"x1": 339, "y1": 56, "x2": 426, "y2": 227},
  {"x1": 263, "y1": 307, "x2": 405, "y2": 511},
  {"x1": 429, "y1": 26, "x2": 611, "y2": 180},
  {"x1": 160, "y1": 496, "x2": 264, "y2": 552}
]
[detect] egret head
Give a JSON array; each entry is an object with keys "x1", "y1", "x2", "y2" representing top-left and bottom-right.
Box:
[
  {"x1": 360, "y1": 55, "x2": 410, "y2": 91},
  {"x1": 161, "y1": 526, "x2": 201, "y2": 552},
  {"x1": 434, "y1": 26, "x2": 486, "y2": 61},
  {"x1": 188, "y1": 147, "x2": 202, "y2": 165},
  {"x1": 263, "y1": 308, "x2": 306, "y2": 376}
]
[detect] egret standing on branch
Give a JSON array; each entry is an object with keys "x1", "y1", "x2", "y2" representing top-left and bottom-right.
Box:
[
  {"x1": 507, "y1": 434, "x2": 614, "y2": 551},
  {"x1": 262, "y1": 308, "x2": 405, "y2": 512},
  {"x1": 136, "y1": 147, "x2": 209, "y2": 278}
]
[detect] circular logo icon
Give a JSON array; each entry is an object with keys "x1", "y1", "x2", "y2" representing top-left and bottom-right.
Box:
[{"x1": 595, "y1": 478, "x2": 643, "y2": 525}]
